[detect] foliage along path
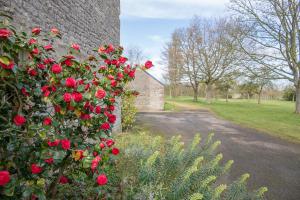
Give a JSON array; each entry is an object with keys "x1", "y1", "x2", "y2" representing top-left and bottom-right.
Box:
[{"x1": 136, "y1": 103, "x2": 300, "y2": 200}]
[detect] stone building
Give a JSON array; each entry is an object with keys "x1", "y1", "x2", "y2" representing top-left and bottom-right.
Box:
[
  {"x1": 130, "y1": 70, "x2": 165, "y2": 111},
  {"x1": 0, "y1": 0, "x2": 122, "y2": 131}
]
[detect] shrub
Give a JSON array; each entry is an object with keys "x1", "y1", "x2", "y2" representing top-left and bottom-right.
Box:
[
  {"x1": 114, "y1": 131, "x2": 268, "y2": 199},
  {"x1": 121, "y1": 91, "x2": 138, "y2": 131},
  {"x1": 282, "y1": 85, "x2": 296, "y2": 101},
  {"x1": 0, "y1": 16, "x2": 152, "y2": 199}
]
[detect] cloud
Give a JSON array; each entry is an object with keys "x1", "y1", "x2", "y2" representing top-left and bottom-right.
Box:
[
  {"x1": 147, "y1": 35, "x2": 167, "y2": 43},
  {"x1": 121, "y1": 0, "x2": 230, "y2": 19}
]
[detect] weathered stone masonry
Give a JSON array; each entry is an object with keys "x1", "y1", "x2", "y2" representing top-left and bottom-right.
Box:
[{"x1": 0, "y1": 0, "x2": 122, "y2": 131}]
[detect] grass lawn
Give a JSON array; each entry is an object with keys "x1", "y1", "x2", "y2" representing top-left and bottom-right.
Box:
[{"x1": 166, "y1": 96, "x2": 300, "y2": 142}]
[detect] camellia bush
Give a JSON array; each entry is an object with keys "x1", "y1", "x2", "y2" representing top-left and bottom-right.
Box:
[{"x1": 0, "y1": 16, "x2": 153, "y2": 199}]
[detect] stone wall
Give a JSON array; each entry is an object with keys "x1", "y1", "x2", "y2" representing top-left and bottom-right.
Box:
[
  {"x1": 0, "y1": 0, "x2": 122, "y2": 132},
  {"x1": 129, "y1": 70, "x2": 164, "y2": 111}
]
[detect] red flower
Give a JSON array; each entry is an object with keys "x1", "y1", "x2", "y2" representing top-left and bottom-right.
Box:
[
  {"x1": 59, "y1": 176, "x2": 69, "y2": 184},
  {"x1": 0, "y1": 29, "x2": 11, "y2": 38},
  {"x1": 0, "y1": 61, "x2": 14, "y2": 70},
  {"x1": 111, "y1": 80, "x2": 117, "y2": 87},
  {"x1": 21, "y1": 87, "x2": 29, "y2": 96},
  {"x1": 43, "y1": 117, "x2": 52, "y2": 126},
  {"x1": 111, "y1": 59, "x2": 118, "y2": 65},
  {"x1": 54, "y1": 105, "x2": 61, "y2": 113},
  {"x1": 44, "y1": 58, "x2": 55, "y2": 64},
  {"x1": 72, "y1": 92, "x2": 83, "y2": 102},
  {"x1": 61, "y1": 139, "x2": 71, "y2": 150},
  {"x1": 91, "y1": 156, "x2": 101, "y2": 171},
  {"x1": 99, "y1": 65, "x2": 107, "y2": 71},
  {"x1": 117, "y1": 72, "x2": 124, "y2": 79},
  {"x1": 99, "y1": 142, "x2": 105, "y2": 149},
  {"x1": 37, "y1": 63, "x2": 46, "y2": 70},
  {"x1": 80, "y1": 113, "x2": 91, "y2": 120},
  {"x1": 13, "y1": 115, "x2": 26, "y2": 126},
  {"x1": 109, "y1": 105, "x2": 115, "y2": 111},
  {"x1": 0, "y1": 171, "x2": 10, "y2": 186},
  {"x1": 71, "y1": 43, "x2": 80, "y2": 50},
  {"x1": 28, "y1": 69, "x2": 38, "y2": 76},
  {"x1": 144, "y1": 60, "x2": 153, "y2": 69},
  {"x1": 95, "y1": 106, "x2": 101, "y2": 114},
  {"x1": 65, "y1": 77, "x2": 76, "y2": 88},
  {"x1": 44, "y1": 44, "x2": 53, "y2": 51},
  {"x1": 106, "y1": 139, "x2": 114, "y2": 147},
  {"x1": 45, "y1": 157, "x2": 54, "y2": 164},
  {"x1": 32, "y1": 27, "x2": 41, "y2": 35},
  {"x1": 96, "y1": 174, "x2": 108, "y2": 186},
  {"x1": 107, "y1": 44, "x2": 114, "y2": 53},
  {"x1": 48, "y1": 139, "x2": 60, "y2": 147},
  {"x1": 51, "y1": 64, "x2": 62, "y2": 74},
  {"x1": 108, "y1": 114, "x2": 116, "y2": 124},
  {"x1": 128, "y1": 70, "x2": 136, "y2": 78},
  {"x1": 64, "y1": 59, "x2": 73, "y2": 66},
  {"x1": 119, "y1": 57, "x2": 128, "y2": 64},
  {"x1": 63, "y1": 93, "x2": 72, "y2": 102},
  {"x1": 100, "y1": 122, "x2": 110, "y2": 130},
  {"x1": 95, "y1": 89, "x2": 106, "y2": 99},
  {"x1": 31, "y1": 48, "x2": 39, "y2": 55},
  {"x1": 28, "y1": 38, "x2": 37, "y2": 45},
  {"x1": 112, "y1": 148, "x2": 120, "y2": 155},
  {"x1": 51, "y1": 28, "x2": 60, "y2": 35},
  {"x1": 31, "y1": 164, "x2": 42, "y2": 174}
]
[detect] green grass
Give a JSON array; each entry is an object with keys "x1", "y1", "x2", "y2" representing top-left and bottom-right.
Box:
[
  {"x1": 163, "y1": 102, "x2": 177, "y2": 111},
  {"x1": 166, "y1": 96, "x2": 300, "y2": 142}
]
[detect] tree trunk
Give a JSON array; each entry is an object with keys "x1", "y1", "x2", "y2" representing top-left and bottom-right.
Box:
[
  {"x1": 258, "y1": 86, "x2": 263, "y2": 104},
  {"x1": 295, "y1": 83, "x2": 300, "y2": 114},
  {"x1": 226, "y1": 91, "x2": 229, "y2": 102},
  {"x1": 205, "y1": 82, "x2": 213, "y2": 103},
  {"x1": 193, "y1": 87, "x2": 198, "y2": 102}
]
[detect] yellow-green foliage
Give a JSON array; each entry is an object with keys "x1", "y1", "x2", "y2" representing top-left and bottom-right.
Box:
[
  {"x1": 121, "y1": 93, "x2": 137, "y2": 131},
  {"x1": 114, "y1": 131, "x2": 267, "y2": 200}
]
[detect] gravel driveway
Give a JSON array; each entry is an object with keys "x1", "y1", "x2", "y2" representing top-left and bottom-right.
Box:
[{"x1": 136, "y1": 110, "x2": 300, "y2": 200}]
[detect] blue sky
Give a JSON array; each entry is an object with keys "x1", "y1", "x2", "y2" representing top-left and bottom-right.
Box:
[{"x1": 120, "y1": 0, "x2": 230, "y2": 81}]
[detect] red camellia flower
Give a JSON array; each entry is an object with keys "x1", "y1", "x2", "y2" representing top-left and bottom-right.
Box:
[
  {"x1": 54, "y1": 105, "x2": 61, "y2": 113},
  {"x1": 65, "y1": 77, "x2": 76, "y2": 88},
  {"x1": 28, "y1": 69, "x2": 38, "y2": 76},
  {"x1": 31, "y1": 48, "x2": 39, "y2": 55},
  {"x1": 95, "y1": 89, "x2": 106, "y2": 99},
  {"x1": 13, "y1": 115, "x2": 26, "y2": 126},
  {"x1": 72, "y1": 92, "x2": 83, "y2": 102},
  {"x1": 109, "y1": 105, "x2": 115, "y2": 111},
  {"x1": 112, "y1": 148, "x2": 120, "y2": 155},
  {"x1": 51, "y1": 28, "x2": 60, "y2": 35},
  {"x1": 71, "y1": 43, "x2": 80, "y2": 50},
  {"x1": 100, "y1": 122, "x2": 110, "y2": 130},
  {"x1": 95, "y1": 106, "x2": 101, "y2": 114},
  {"x1": 43, "y1": 117, "x2": 52, "y2": 126},
  {"x1": 118, "y1": 56, "x2": 128, "y2": 64},
  {"x1": 117, "y1": 72, "x2": 124, "y2": 80},
  {"x1": 106, "y1": 139, "x2": 115, "y2": 147},
  {"x1": 48, "y1": 139, "x2": 60, "y2": 147},
  {"x1": 128, "y1": 70, "x2": 136, "y2": 78},
  {"x1": 0, "y1": 171, "x2": 10, "y2": 186},
  {"x1": 45, "y1": 157, "x2": 54, "y2": 164},
  {"x1": 37, "y1": 63, "x2": 46, "y2": 70},
  {"x1": 59, "y1": 176, "x2": 69, "y2": 184},
  {"x1": 44, "y1": 58, "x2": 55, "y2": 64},
  {"x1": 64, "y1": 58, "x2": 73, "y2": 67},
  {"x1": 111, "y1": 80, "x2": 117, "y2": 87},
  {"x1": 99, "y1": 142, "x2": 105, "y2": 149},
  {"x1": 44, "y1": 44, "x2": 53, "y2": 51},
  {"x1": 61, "y1": 139, "x2": 71, "y2": 150},
  {"x1": 63, "y1": 93, "x2": 72, "y2": 103},
  {"x1": 108, "y1": 114, "x2": 116, "y2": 124},
  {"x1": 0, "y1": 29, "x2": 11, "y2": 38},
  {"x1": 21, "y1": 87, "x2": 29, "y2": 96},
  {"x1": 144, "y1": 60, "x2": 153, "y2": 69},
  {"x1": 91, "y1": 156, "x2": 101, "y2": 171},
  {"x1": 31, "y1": 164, "x2": 42, "y2": 174},
  {"x1": 0, "y1": 60, "x2": 14, "y2": 70},
  {"x1": 96, "y1": 174, "x2": 108, "y2": 186},
  {"x1": 28, "y1": 38, "x2": 37, "y2": 45},
  {"x1": 51, "y1": 64, "x2": 62, "y2": 74},
  {"x1": 32, "y1": 27, "x2": 41, "y2": 35}
]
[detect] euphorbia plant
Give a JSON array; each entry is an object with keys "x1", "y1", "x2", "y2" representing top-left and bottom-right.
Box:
[{"x1": 0, "y1": 17, "x2": 152, "y2": 199}]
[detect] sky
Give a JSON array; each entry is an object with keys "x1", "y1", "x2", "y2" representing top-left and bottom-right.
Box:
[{"x1": 120, "y1": 0, "x2": 230, "y2": 82}]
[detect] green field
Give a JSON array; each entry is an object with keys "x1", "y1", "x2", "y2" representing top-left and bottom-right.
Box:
[{"x1": 166, "y1": 97, "x2": 300, "y2": 142}]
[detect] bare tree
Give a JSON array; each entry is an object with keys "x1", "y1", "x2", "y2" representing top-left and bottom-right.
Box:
[
  {"x1": 162, "y1": 30, "x2": 184, "y2": 98},
  {"x1": 230, "y1": 0, "x2": 300, "y2": 113},
  {"x1": 125, "y1": 46, "x2": 145, "y2": 66}
]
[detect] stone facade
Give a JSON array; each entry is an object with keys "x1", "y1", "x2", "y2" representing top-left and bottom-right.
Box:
[
  {"x1": 0, "y1": 0, "x2": 122, "y2": 132},
  {"x1": 129, "y1": 70, "x2": 164, "y2": 111}
]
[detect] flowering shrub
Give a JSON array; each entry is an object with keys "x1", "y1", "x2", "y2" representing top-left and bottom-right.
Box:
[
  {"x1": 0, "y1": 17, "x2": 152, "y2": 199},
  {"x1": 121, "y1": 90, "x2": 138, "y2": 131}
]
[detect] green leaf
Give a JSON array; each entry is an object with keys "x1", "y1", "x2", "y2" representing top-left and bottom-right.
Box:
[{"x1": 0, "y1": 56, "x2": 10, "y2": 65}]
